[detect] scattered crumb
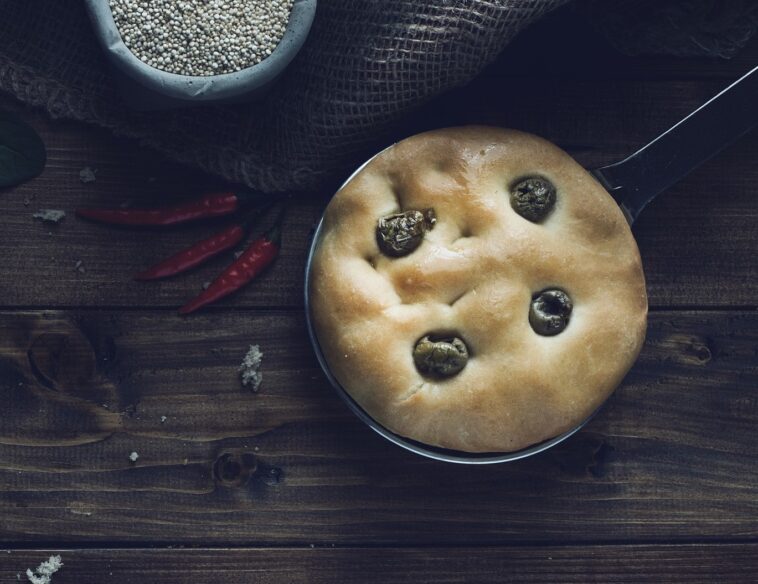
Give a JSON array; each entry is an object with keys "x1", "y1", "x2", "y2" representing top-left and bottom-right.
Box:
[
  {"x1": 25, "y1": 555, "x2": 63, "y2": 584},
  {"x1": 233, "y1": 250, "x2": 244, "y2": 259},
  {"x1": 160, "y1": 415, "x2": 167, "y2": 423},
  {"x1": 309, "y1": 544, "x2": 315, "y2": 548},
  {"x1": 79, "y1": 166, "x2": 97, "y2": 183},
  {"x1": 74, "y1": 260, "x2": 85, "y2": 274},
  {"x1": 202, "y1": 281, "x2": 211, "y2": 290},
  {"x1": 23, "y1": 197, "x2": 30, "y2": 207},
  {"x1": 33, "y1": 209, "x2": 66, "y2": 223},
  {"x1": 254, "y1": 446, "x2": 259, "y2": 452},
  {"x1": 128, "y1": 451, "x2": 139, "y2": 462},
  {"x1": 69, "y1": 506, "x2": 93, "y2": 517},
  {"x1": 239, "y1": 344, "x2": 263, "y2": 391},
  {"x1": 183, "y1": 458, "x2": 189, "y2": 466}
]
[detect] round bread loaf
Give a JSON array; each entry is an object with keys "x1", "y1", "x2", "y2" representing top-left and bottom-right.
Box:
[{"x1": 310, "y1": 126, "x2": 647, "y2": 453}]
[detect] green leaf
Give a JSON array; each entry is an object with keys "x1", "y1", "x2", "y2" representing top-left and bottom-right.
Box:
[{"x1": 0, "y1": 110, "x2": 46, "y2": 188}]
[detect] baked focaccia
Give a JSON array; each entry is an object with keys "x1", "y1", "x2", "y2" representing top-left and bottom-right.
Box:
[{"x1": 310, "y1": 126, "x2": 647, "y2": 453}]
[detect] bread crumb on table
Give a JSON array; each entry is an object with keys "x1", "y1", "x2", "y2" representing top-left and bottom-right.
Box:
[
  {"x1": 239, "y1": 344, "x2": 263, "y2": 391},
  {"x1": 129, "y1": 451, "x2": 139, "y2": 462},
  {"x1": 32, "y1": 209, "x2": 66, "y2": 223},
  {"x1": 79, "y1": 166, "x2": 97, "y2": 183},
  {"x1": 25, "y1": 555, "x2": 63, "y2": 584}
]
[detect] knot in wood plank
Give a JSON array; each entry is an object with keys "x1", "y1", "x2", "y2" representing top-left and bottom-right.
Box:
[
  {"x1": 213, "y1": 451, "x2": 258, "y2": 488},
  {"x1": 658, "y1": 333, "x2": 714, "y2": 366},
  {"x1": 28, "y1": 331, "x2": 96, "y2": 390}
]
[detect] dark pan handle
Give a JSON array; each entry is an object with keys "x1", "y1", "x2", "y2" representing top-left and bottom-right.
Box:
[{"x1": 591, "y1": 65, "x2": 758, "y2": 224}]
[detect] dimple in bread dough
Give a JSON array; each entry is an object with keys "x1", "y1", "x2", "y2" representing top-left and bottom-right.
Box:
[{"x1": 310, "y1": 126, "x2": 647, "y2": 453}]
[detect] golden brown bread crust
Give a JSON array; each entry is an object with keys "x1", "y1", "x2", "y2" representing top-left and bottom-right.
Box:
[{"x1": 310, "y1": 126, "x2": 647, "y2": 453}]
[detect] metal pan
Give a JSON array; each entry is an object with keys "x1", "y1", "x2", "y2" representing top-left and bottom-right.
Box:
[{"x1": 305, "y1": 65, "x2": 758, "y2": 464}]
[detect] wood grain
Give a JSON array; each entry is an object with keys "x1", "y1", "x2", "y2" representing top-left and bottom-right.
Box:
[
  {"x1": 2, "y1": 545, "x2": 757, "y2": 583},
  {"x1": 1, "y1": 5, "x2": 756, "y2": 567},
  {"x1": 1, "y1": 82, "x2": 757, "y2": 309},
  {"x1": 0, "y1": 310, "x2": 755, "y2": 545}
]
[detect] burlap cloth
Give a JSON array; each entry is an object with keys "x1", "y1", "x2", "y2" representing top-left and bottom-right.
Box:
[{"x1": 0, "y1": 0, "x2": 755, "y2": 193}]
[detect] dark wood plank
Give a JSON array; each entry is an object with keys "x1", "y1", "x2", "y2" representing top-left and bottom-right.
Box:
[
  {"x1": 2, "y1": 80, "x2": 757, "y2": 309},
  {"x1": 417, "y1": 78, "x2": 748, "y2": 165},
  {"x1": 0, "y1": 309, "x2": 755, "y2": 545},
  {"x1": 0, "y1": 543, "x2": 758, "y2": 584},
  {"x1": 2, "y1": 545, "x2": 757, "y2": 584}
]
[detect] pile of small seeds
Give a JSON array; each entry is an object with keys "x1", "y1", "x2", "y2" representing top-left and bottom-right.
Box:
[{"x1": 109, "y1": 0, "x2": 294, "y2": 76}]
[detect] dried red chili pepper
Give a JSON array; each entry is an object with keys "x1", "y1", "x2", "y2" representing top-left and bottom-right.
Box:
[
  {"x1": 76, "y1": 191, "x2": 246, "y2": 227},
  {"x1": 134, "y1": 224, "x2": 245, "y2": 281},
  {"x1": 178, "y1": 209, "x2": 285, "y2": 315},
  {"x1": 133, "y1": 205, "x2": 272, "y2": 281}
]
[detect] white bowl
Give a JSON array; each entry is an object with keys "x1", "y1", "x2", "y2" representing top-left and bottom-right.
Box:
[{"x1": 84, "y1": 0, "x2": 317, "y2": 110}]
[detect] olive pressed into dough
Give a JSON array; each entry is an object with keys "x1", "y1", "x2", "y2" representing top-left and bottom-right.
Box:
[
  {"x1": 413, "y1": 334, "x2": 469, "y2": 378},
  {"x1": 529, "y1": 289, "x2": 573, "y2": 336},
  {"x1": 376, "y1": 208, "x2": 436, "y2": 257},
  {"x1": 510, "y1": 176, "x2": 556, "y2": 222}
]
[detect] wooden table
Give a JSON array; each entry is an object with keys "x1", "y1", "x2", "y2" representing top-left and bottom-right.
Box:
[{"x1": 1, "y1": 9, "x2": 756, "y2": 583}]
